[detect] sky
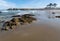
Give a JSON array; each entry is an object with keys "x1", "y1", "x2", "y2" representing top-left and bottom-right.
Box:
[{"x1": 0, "y1": 0, "x2": 60, "y2": 9}]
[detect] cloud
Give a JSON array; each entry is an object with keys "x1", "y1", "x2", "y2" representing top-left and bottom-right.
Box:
[
  {"x1": 0, "y1": 0, "x2": 43, "y2": 9},
  {"x1": 0, "y1": 0, "x2": 50, "y2": 9},
  {"x1": 0, "y1": 0, "x2": 17, "y2": 9}
]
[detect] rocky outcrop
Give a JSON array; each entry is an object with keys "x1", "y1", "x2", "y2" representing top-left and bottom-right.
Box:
[{"x1": 1, "y1": 14, "x2": 37, "y2": 31}]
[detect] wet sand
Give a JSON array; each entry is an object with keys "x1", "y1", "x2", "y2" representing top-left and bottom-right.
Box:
[{"x1": 0, "y1": 21, "x2": 60, "y2": 41}]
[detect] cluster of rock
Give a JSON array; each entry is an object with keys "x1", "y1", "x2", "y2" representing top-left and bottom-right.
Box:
[{"x1": 1, "y1": 14, "x2": 37, "y2": 31}]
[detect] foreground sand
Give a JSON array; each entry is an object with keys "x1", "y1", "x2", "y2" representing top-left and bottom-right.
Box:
[{"x1": 0, "y1": 20, "x2": 60, "y2": 41}]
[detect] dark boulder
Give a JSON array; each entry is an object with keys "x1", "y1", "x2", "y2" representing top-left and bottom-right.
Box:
[{"x1": 12, "y1": 15, "x2": 21, "y2": 17}]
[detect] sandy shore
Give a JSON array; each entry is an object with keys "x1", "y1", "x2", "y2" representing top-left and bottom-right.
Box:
[{"x1": 0, "y1": 20, "x2": 60, "y2": 41}]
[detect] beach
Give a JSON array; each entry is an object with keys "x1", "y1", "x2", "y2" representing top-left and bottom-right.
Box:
[
  {"x1": 0, "y1": 10, "x2": 60, "y2": 41},
  {"x1": 0, "y1": 0, "x2": 60, "y2": 41},
  {"x1": 0, "y1": 19, "x2": 60, "y2": 41}
]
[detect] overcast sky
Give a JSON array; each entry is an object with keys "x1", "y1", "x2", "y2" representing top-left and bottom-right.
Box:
[{"x1": 0, "y1": 0, "x2": 60, "y2": 9}]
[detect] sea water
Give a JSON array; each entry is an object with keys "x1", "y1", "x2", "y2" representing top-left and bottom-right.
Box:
[{"x1": 0, "y1": 10, "x2": 60, "y2": 28}]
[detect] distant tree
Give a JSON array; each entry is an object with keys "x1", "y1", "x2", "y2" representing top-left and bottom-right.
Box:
[
  {"x1": 49, "y1": 3, "x2": 52, "y2": 7},
  {"x1": 46, "y1": 3, "x2": 53, "y2": 8},
  {"x1": 53, "y1": 3, "x2": 57, "y2": 8},
  {"x1": 46, "y1": 3, "x2": 57, "y2": 8}
]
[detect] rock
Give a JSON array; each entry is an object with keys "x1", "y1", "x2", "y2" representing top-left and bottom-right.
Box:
[
  {"x1": 52, "y1": 12, "x2": 55, "y2": 14},
  {"x1": 21, "y1": 14, "x2": 36, "y2": 24},
  {"x1": 1, "y1": 14, "x2": 37, "y2": 31},
  {"x1": 55, "y1": 16, "x2": 60, "y2": 18},
  {"x1": 22, "y1": 14, "x2": 35, "y2": 18},
  {"x1": 1, "y1": 28, "x2": 8, "y2": 31},
  {"x1": 2, "y1": 21, "x2": 16, "y2": 31},
  {"x1": 12, "y1": 15, "x2": 21, "y2": 17}
]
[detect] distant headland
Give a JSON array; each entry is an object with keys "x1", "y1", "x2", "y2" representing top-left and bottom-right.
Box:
[{"x1": 6, "y1": 3, "x2": 60, "y2": 10}]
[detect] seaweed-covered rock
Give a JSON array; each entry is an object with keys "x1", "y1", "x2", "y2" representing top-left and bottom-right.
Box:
[
  {"x1": 22, "y1": 14, "x2": 35, "y2": 18},
  {"x1": 10, "y1": 17, "x2": 25, "y2": 25},
  {"x1": 2, "y1": 21, "x2": 12, "y2": 31},
  {"x1": 12, "y1": 15, "x2": 21, "y2": 17},
  {"x1": 24, "y1": 17, "x2": 36, "y2": 24},
  {"x1": 23, "y1": 14, "x2": 35, "y2": 16},
  {"x1": 2, "y1": 20, "x2": 17, "y2": 31},
  {"x1": 21, "y1": 14, "x2": 36, "y2": 24},
  {"x1": 1, "y1": 27, "x2": 8, "y2": 31},
  {"x1": 1, "y1": 14, "x2": 37, "y2": 31}
]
